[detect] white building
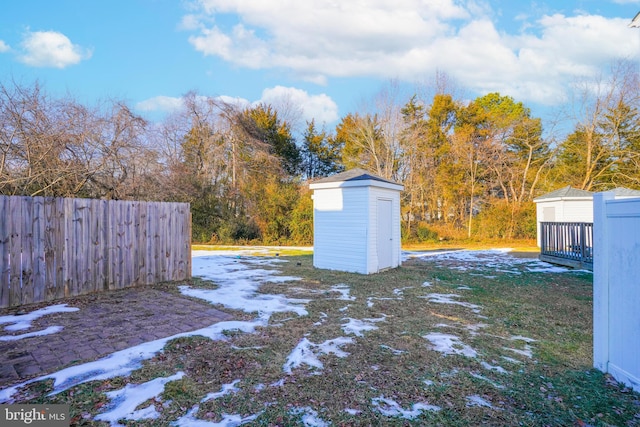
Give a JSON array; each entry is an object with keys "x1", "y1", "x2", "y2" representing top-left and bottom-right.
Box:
[
  {"x1": 309, "y1": 169, "x2": 404, "y2": 274},
  {"x1": 534, "y1": 186, "x2": 640, "y2": 246},
  {"x1": 533, "y1": 186, "x2": 594, "y2": 247}
]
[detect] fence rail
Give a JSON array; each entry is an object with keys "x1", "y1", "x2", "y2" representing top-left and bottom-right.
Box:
[
  {"x1": 540, "y1": 221, "x2": 593, "y2": 269},
  {"x1": 0, "y1": 196, "x2": 191, "y2": 308}
]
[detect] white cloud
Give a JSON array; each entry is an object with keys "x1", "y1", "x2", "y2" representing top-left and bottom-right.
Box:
[
  {"x1": 136, "y1": 96, "x2": 184, "y2": 112},
  {"x1": 184, "y1": 1, "x2": 640, "y2": 106},
  {"x1": 0, "y1": 40, "x2": 9, "y2": 53},
  {"x1": 137, "y1": 88, "x2": 336, "y2": 125},
  {"x1": 136, "y1": 94, "x2": 251, "y2": 114},
  {"x1": 19, "y1": 31, "x2": 92, "y2": 68},
  {"x1": 258, "y1": 86, "x2": 339, "y2": 125}
]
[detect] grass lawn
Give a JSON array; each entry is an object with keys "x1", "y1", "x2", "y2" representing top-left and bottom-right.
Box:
[{"x1": 5, "y1": 249, "x2": 640, "y2": 426}]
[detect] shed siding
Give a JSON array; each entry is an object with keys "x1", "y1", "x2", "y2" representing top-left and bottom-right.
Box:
[
  {"x1": 563, "y1": 200, "x2": 593, "y2": 222},
  {"x1": 313, "y1": 187, "x2": 369, "y2": 273}
]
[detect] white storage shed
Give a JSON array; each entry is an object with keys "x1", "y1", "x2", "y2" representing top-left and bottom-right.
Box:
[
  {"x1": 534, "y1": 186, "x2": 595, "y2": 224},
  {"x1": 309, "y1": 168, "x2": 404, "y2": 274},
  {"x1": 533, "y1": 186, "x2": 640, "y2": 246}
]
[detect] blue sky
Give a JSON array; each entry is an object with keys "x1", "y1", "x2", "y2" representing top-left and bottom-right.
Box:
[{"x1": 1, "y1": 0, "x2": 640, "y2": 130}]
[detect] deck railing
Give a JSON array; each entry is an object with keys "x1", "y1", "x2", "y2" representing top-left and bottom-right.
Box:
[{"x1": 540, "y1": 222, "x2": 593, "y2": 269}]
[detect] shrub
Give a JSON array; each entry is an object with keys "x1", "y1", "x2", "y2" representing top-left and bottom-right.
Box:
[
  {"x1": 401, "y1": 221, "x2": 439, "y2": 243},
  {"x1": 217, "y1": 217, "x2": 261, "y2": 243},
  {"x1": 473, "y1": 200, "x2": 536, "y2": 239}
]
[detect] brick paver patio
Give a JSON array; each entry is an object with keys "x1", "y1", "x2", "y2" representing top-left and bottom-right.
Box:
[{"x1": 0, "y1": 287, "x2": 233, "y2": 387}]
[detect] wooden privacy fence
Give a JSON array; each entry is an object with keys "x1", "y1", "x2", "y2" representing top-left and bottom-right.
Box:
[
  {"x1": 539, "y1": 222, "x2": 593, "y2": 270},
  {"x1": 0, "y1": 196, "x2": 191, "y2": 308}
]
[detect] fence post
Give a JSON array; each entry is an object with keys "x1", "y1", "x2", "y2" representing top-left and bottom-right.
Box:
[
  {"x1": 580, "y1": 222, "x2": 585, "y2": 264},
  {"x1": 593, "y1": 191, "x2": 615, "y2": 372}
]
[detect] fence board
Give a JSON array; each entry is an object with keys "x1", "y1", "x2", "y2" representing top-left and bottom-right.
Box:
[
  {"x1": 107, "y1": 200, "x2": 116, "y2": 291},
  {"x1": 0, "y1": 197, "x2": 8, "y2": 307},
  {"x1": 143, "y1": 203, "x2": 153, "y2": 285},
  {"x1": 93, "y1": 199, "x2": 107, "y2": 291},
  {"x1": 9, "y1": 197, "x2": 23, "y2": 305},
  {"x1": 114, "y1": 201, "x2": 123, "y2": 290},
  {"x1": 54, "y1": 198, "x2": 65, "y2": 300},
  {"x1": 21, "y1": 197, "x2": 34, "y2": 305},
  {"x1": 0, "y1": 195, "x2": 191, "y2": 308},
  {"x1": 32, "y1": 197, "x2": 45, "y2": 303},
  {"x1": 152, "y1": 206, "x2": 162, "y2": 282},
  {"x1": 44, "y1": 198, "x2": 56, "y2": 301}
]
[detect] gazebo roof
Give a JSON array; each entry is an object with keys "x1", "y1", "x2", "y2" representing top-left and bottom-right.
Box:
[
  {"x1": 534, "y1": 186, "x2": 593, "y2": 201},
  {"x1": 612, "y1": 187, "x2": 640, "y2": 197},
  {"x1": 311, "y1": 168, "x2": 400, "y2": 185}
]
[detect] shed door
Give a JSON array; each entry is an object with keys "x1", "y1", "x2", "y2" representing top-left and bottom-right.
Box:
[{"x1": 377, "y1": 199, "x2": 393, "y2": 270}]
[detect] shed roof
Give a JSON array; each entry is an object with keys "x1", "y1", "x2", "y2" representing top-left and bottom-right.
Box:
[
  {"x1": 311, "y1": 168, "x2": 400, "y2": 185},
  {"x1": 534, "y1": 186, "x2": 593, "y2": 201},
  {"x1": 612, "y1": 187, "x2": 640, "y2": 197}
]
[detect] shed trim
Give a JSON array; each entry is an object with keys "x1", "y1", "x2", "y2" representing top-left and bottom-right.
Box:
[{"x1": 310, "y1": 179, "x2": 404, "y2": 191}]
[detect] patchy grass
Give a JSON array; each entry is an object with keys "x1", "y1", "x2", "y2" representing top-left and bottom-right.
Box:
[
  {"x1": 5, "y1": 250, "x2": 640, "y2": 426},
  {"x1": 192, "y1": 244, "x2": 313, "y2": 256},
  {"x1": 402, "y1": 239, "x2": 539, "y2": 252}
]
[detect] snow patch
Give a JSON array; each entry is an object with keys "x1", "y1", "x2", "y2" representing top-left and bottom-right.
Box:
[
  {"x1": 466, "y1": 394, "x2": 500, "y2": 409},
  {"x1": 270, "y1": 379, "x2": 285, "y2": 387},
  {"x1": 380, "y1": 344, "x2": 406, "y2": 355},
  {"x1": 313, "y1": 312, "x2": 328, "y2": 326},
  {"x1": 510, "y1": 335, "x2": 536, "y2": 343},
  {"x1": 372, "y1": 396, "x2": 441, "y2": 418},
  {"x1": 480, "y1": 361, "x2": 508, "y2": 374},
  {"x1": 331, "y1": 284, "x2": 355, "y2": 301},
  {"x1": 0, "y1": 304, "x2": 79, "y2": 331},
  {"x1": 366, "y1": 296, "x2": 401, "y2": 308},
  {"x1": 201, "y1": 379, "x2": 241, "y2": 402},
  {"x1": 405, "y1": 248, "x2": 579, "y2": 276},
  {"x1": 466, "y1": 323, "x2": 487, "y2": 335},
  {"x1": 419, "y1": 293, "x2": 482, "y2": 313},
  {"x1": 0, "y1": 320, "x2": 260, "y2": 403},
  {"x1": 341, "y1": 316, "x2": 386, "y2": 337},
  {"x1": 503, "y1": 345, "x2": 533, "y2": 358},
  {"x1": 184, "y1": 255, "x2": 306, "y2": 321},
  {"x1": 470, "y1": 372, "x2": 505, "y2": 389},
  {"x1": 290, "y1": 406, "x2": 330, "y2": 426},
  {"x1": 0, "y1": 325, "x2": 63, "y2": 341},
  {"x1": 424, "y1": 333, "x2": 477, "y2": 358},
  {"x1": 393, "y1": 287, "x2": 413, "y2": 296},
  {"x1": 526, "y1": 262, "x2": 571, "y2": 273},
  {"x1": 283, "y1": 337, "x2": 353, "y2": 374},
  {"x1": 95, "y1": 372, "x2": 184, "y2": 425},
  {"x1": 172, "y1": 405, "x2": 259, "y2": 426}
]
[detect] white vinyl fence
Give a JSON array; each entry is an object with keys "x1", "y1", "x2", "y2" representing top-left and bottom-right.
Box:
[{"x1": 593, "y1": 192, "x2": 640, "y2": 392}]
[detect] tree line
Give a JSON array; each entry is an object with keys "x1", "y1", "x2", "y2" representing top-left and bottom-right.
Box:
[{"x1": 2, "y1": 62, "x2": 639, "y2": 244}]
